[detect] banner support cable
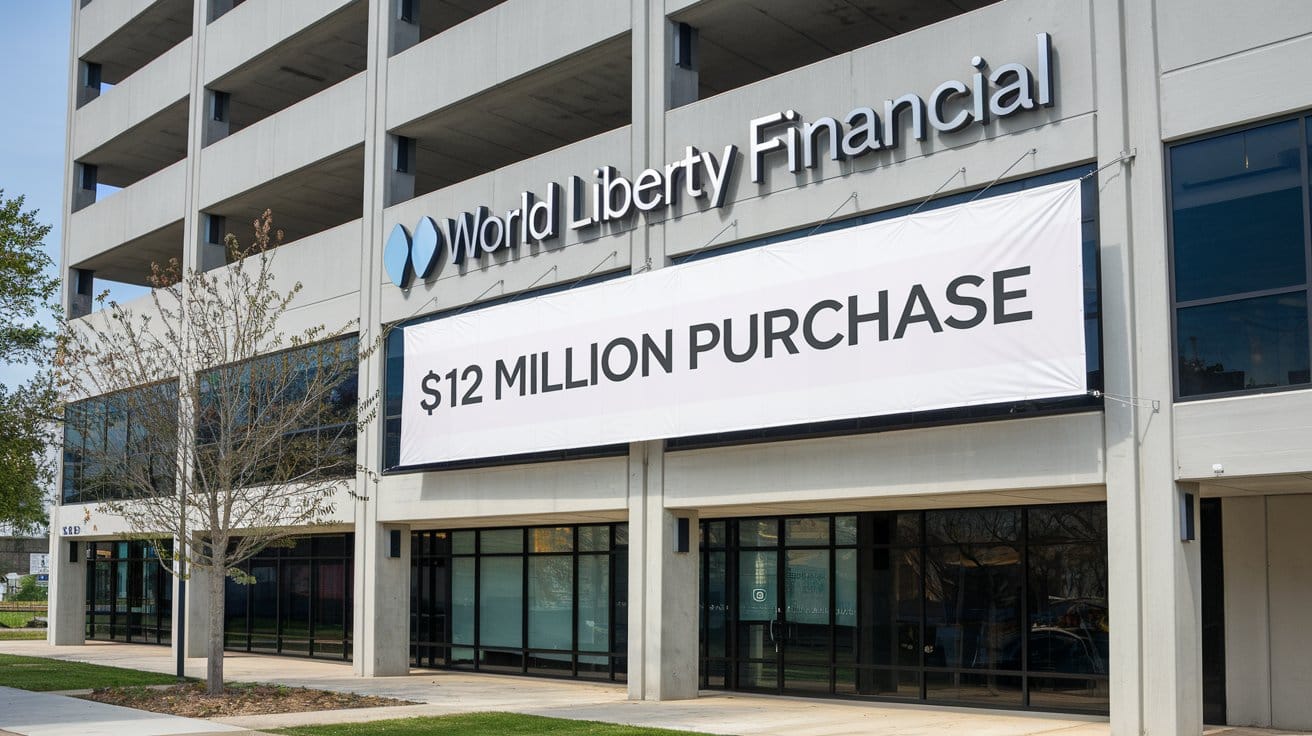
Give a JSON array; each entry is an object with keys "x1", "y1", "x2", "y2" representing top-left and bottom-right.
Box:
[
  {"x1": 969, "y1": 148, "x2": 1038, "y2": 202},
  {"x1": 569, "y1": 250, "x2": 620, "y2": 289},
  {"x1": 1080, "y1": 149, "x2": 1137, "y2": 181},
  {"x1": 806, "y1": 192, "x2": 858, "y2": 237},
  {"x1": 678, "y1": 218, "x2": 739, "y2": 264},
  {"x1": 1089, "y1": 389, "x2": 1159, "y2": 413},
  {"x1": 910, "y1": 167, "x2": 966, "y2": 215}
]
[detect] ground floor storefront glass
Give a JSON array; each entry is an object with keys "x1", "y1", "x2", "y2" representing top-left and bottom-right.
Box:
[
  {"x1": 700, "y1": 503, "x2": 1109, "y2": 713},
  {"x1": 223, "y1": 533, "x2": 353, "y2": 660},
  {"x1": 84, "y1": 539, "x2": 173, "y2": 644},
  {"x1": 410, "y1": 524, "x2": 628, "y2": 681}
]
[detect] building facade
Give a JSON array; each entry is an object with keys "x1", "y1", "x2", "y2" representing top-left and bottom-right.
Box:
[{"x1": 47, "y1": 0, "x2": 1312, "y2": 733}]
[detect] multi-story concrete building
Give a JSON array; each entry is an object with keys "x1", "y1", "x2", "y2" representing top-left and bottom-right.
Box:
[{"x1": 46, "y1": 0, "x2": 1312, "y2": 732}]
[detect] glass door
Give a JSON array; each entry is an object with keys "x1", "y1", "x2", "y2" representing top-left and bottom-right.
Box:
[
  {"x1": 732, "y1": 517, "x2": 842, "y2": 694},
  {"x1": 782, "y1": 548, "x2": 832, "y2": 693},
  {"x1": 735, "y1": 547, "x2": 778, "y2": 690}
]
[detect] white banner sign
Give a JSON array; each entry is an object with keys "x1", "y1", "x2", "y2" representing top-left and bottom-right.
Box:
[
  {"x1": 401, "y1": 181, "x2": 1086, "y2": 466},
  {"x1": 28, "y1": 553, "x2": 49, "y2": 575}
]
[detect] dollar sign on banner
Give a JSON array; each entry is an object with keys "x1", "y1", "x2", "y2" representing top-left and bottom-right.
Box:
[{"x1": 419, "y1": 370, "x2": 442, "y2": 415}]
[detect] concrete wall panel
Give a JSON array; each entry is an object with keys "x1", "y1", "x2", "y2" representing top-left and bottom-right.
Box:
[
  {"x1": 665, "y1": 412, "x2": 1105, "y2": 510},
  {"x1": 76, "y1": 0, "x2": 165, "y2": 60},
  {"x1": 198, "y1": 72, "x2": 366, "y2": 209},
  {"x1": 203, "y1": 0, "x2": 357, "y2": 84},
  {"x1": 67, "y1": 159, "x2": 186, "y2": 266},
  {"x1": 1222, "y1": 495, "x2": 1271, "y2": 727},
  {"x1": 1267, "y1": 494, "x2": 1312, "y2": 729},
  {"x1": 1160, "y1": 31, "x2": 1312, "y2": 140},
  {"x1": 1156, "y1": 0, "x2": 1312, "y2": 74},
  {"x1": 385, "y1": 0, "x2": 630, "y2": 129},
  {"x1": 376, "y1": 456, "x2": 629, "y2": 524},
  {"x1": 71, "y1": 37, "x2": 192, "y2": 160},
  {"x1": 1176, "y1": 390, "x2": 1312, "y2": 480}
]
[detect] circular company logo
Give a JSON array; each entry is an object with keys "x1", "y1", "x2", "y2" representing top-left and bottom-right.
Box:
[
  {"x1": 384, "y1": 217, "x2": 444, "y2": 289},
  {"x1": 752, "y1": 588, "x2": 767, "y2": 603}
]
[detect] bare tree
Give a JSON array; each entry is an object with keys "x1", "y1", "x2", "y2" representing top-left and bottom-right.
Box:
[{"x1": 59, "y1": 211, "x2": 376, "y2": 695}]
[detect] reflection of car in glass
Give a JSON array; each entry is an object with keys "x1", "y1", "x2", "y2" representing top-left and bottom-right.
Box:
[
  {"x1": 1027, "y1": 626, "x2": 1107, "y2": 674},
  {"x1": 957, "y1": 598, "x2": 1109, "y2": 674}
]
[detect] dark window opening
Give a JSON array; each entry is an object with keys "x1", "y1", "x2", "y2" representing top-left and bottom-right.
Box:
[
  {"x1": 85, "y1": 539, "x2": 174, "y2": 645},
  {"x1": 410, "y1": 523, "x2": 628, "y2": 682},
  {"x1": 700, "y1": 503, "x2": 1109, "y2": 714},
  {"x1": 1170, "y1": 114, "x2": 1312, "y2": 399}
]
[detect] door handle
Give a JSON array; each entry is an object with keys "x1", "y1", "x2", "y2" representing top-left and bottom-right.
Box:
[{"x1": 769, "y1": 608, "x2": 781, "y2": 653}]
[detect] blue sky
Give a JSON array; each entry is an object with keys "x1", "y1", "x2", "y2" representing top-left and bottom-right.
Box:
[{"x1": 0, "y1": 2, "x2": 70, "y2": 389}]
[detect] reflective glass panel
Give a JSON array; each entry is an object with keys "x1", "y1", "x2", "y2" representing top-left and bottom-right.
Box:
[
  {"x1": 925, "y1": 671, "x2": 1022, "y2": 707},
  {"x1": 451, "y1": 557, "x2": 475, "y2": 645},
  {"x1": 479, "y1": 556, "x2": 523, "y2": 648},
  {"x1": 703, "y1": 551, "x2": 727, "y2": 658},
  {"x1": 1028, "y1": 544, "x2": 1109, "y2": 675},
  {"x1": 786, "y1": 518, "x2": 829, "y2": 547},
  {"x1": 577, "y1": 555, "x2": 610, "y2": 652},
  {"x1": 1171, "y1": 119, "x2": 1305, "y2": 302},
  {"x1": 481, "y1": 528, "x2": 523, "y2": 554},
  {"x1": 738, "y1": 550, "x2": 777, "y2": 621},
  {"x1": 531, "y1": 527, "x2": 572, "y2": 553},
  {"x1": 923, "y1": 543, "x2": 1022, "y2": 671},
  {"x1": 452, "y1": 531, "x2": 475, "y2": 555},
  {"x1": 925, "y1": 508, "x2": 1019, "y2": 545},
  {"x1": 577, "y1": 526, "x2": 609, "y2": 552},
  {"x1": 740, "y1": 519, "x2": 779, "y2": 547},
  {"x1": 528, "y1": 555, "x2": 573, "y2": 650},
  {"x1": 1177, "y1": 292, "x2": 1310, "y2": 395}
]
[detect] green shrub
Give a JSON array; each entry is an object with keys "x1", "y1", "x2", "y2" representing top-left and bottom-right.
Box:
[{"x1": 11, "y1": 575, "x2": 48, "y2": 602}]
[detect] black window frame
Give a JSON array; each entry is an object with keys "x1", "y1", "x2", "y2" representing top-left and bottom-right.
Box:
[
  {"x1": 409, "y1": 523, "x2": 629, "y2": 682},
  {"x1": 1167, "y1": 112, "x2": 1312, "y2": 401}
]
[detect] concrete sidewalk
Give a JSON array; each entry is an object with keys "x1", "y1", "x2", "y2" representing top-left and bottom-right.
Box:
[
  {"x1": 0, "y1": 685, "x2": 245, "y2": 736},
  {"x1": 0, "y1": 640, "x2": 1306, "y2": 736}
]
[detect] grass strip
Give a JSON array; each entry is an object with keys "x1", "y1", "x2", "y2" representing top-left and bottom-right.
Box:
[
  {"x1": 0, "y1": 653, "x2": 183, "y2": 691},
  {"x1": 0, "y1": 611, "x2": 40, "y2": 628},
  {"x1": 0, "y1": 629, "x2": 46, "y2": 640},
  {"x1": 271, "y1": 712, "x2": 719, "y2": 736}
]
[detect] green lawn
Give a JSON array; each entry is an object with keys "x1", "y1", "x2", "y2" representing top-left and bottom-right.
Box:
[
  {"x1": 0, "y1": 653, "x2": 183, "y2": 691},
  {"x1": 0, "y1": 611, "x2": 40, "y2": 628},
  {"x1": 0, "y1": 629, "x2": 46, "y2": 640},
  {"x1": 271, "y1": 713, "x2": 718, "y2": 736}
]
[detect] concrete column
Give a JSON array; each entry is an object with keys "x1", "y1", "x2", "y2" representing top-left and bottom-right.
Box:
[
  {"x1": 1093, "y1": 0, "x2": 1203, "y2": 731},
  {"x1": 68, "y1": 268, "x2": 94, "y2": 318},
  {"x1": 354, "y1": 522, "x2": 411, "y2": 676},
  {"x1": 182, "y1": 563, "x2": 211, "y2": 657},
  {"x1": 208, "y1": 0, "x2": 238, "y2": 22},
  {"x1": 202, "y1": 89, "x2": 230, "y2": 146},
  {"x1": 627, "y1": 440, "x2": 699, "y2": 700},
  {"x1": 384, "y1": 134, "x2": 416, "y2": 207},
  {"x1": 71, "y1": 163, "x2": 96, "y2": 212},
  {"x1": 665, "y1": 21, "x2": 698, "y2": 109},
  {"x1": 1221, "y1": 496, "x2": 1270, "y2": 727},
  {"x1": 352, "y1": 0, "x2": 402, "y2": 678},
  {"x1": 76, "y1": 60, "x2": 101, "y2": 107},
  {"x1": 389, "y1": 0, "x2": 420, "y2": 55},
  {"x1": 47, "y1": 533, "x2": 85, "y2": 646}
]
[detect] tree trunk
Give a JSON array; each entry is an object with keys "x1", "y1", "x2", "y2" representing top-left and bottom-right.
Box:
[{"x1": 206, "y1": 561, "x2": 226, "y2": 695}]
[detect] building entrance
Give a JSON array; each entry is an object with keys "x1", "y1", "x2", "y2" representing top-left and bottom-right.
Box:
[
  {"x1": 732, "y1": 517, "x2": 856, "y2": 694},
  {"x1": 702, "y1": 504, "x2": 1110, "y2": 713}
]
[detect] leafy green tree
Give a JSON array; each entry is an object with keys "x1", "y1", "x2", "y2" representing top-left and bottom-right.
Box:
[{"x1": 0, "y1": 190, "x2": 58, "y2": 534}]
